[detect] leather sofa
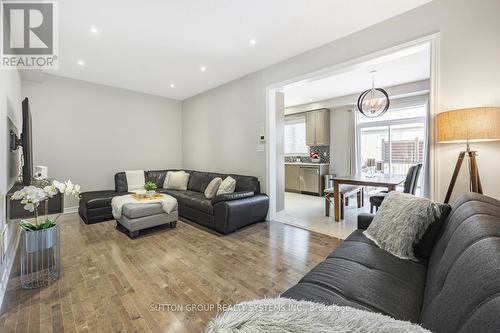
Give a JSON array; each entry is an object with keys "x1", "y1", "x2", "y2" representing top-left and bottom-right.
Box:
[
  {"x1": 79, "y1": 169, "x2": 269, "y2": 234},
  {"x1": 282, "y1": 192, "x2": 500, "y2": 333}
]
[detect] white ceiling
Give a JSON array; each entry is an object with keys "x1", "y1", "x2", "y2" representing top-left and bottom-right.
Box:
[
  {"x1": 46, "y1": 0, "x2": 432, "y2": 100},
  {"x1": 283, "y1": 44, "x2": 431, "y2": 107}
]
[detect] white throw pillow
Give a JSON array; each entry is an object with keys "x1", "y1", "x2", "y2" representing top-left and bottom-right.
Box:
[
  {"x1": 204, "y1": 177, "x2": 222, "y2": 198},
  {"x1": 363, "y1": 191, "x2": 441, "y2": 260},
  {"x1": 163, "y1": 171, "x2": 173, "y2": 188},
  {"x1": 217, "y1": 176, "x2": 236, "y2": 195},
  {"x1": 165, "y1": 171, "x2": 190, "y2": 190},
  {"x1": 125, "y1": 170, "x2": 145, "y2": 192},
  {"x1": 163, "y1": 171, "x2": 184, "y2": 188}
]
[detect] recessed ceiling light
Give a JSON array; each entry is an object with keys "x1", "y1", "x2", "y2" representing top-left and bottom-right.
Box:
[
  {"x1": 77, "y1": 60, "x2": 85, "y2": 66},
  {"x1": 89, "y1": 26, "x2": 100, "y2": 34},
  {"x1": 169, "y1": 83, "x2": 175, "y2": 88},
  {"x1": 200, "y1": 66, "x2": 206, "y2": 72},
  {"x1": 249, "y1": 38, "x2": 257, "y2": 46}
]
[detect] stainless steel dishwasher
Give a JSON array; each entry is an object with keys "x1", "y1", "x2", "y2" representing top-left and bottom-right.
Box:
[{"x1": 299, "y1": 166, "x2": 320, "y2": 194}]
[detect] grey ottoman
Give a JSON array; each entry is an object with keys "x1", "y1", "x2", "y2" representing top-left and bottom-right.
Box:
[{"x1": 117, "y1": 202, "x2": 178, "y2": 238}]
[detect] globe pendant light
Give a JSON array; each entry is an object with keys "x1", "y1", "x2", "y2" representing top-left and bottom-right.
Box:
[{"x1": 357, "y1": 70, "x2": 390, "y2": 118}]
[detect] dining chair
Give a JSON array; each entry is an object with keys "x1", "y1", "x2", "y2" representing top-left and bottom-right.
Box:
[{"x1": 369, "y1": 163, "x2": 422, "y2": 213}]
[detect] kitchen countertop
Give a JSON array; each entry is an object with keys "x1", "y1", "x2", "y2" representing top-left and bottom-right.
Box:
[{"x1": 285, "y1": 162, "x2": 330, "y2": 166}]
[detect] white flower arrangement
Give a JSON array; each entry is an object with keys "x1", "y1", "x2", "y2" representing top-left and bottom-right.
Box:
[{"x1": 11, "y1": 180, "x2": 81, "y2": 231}]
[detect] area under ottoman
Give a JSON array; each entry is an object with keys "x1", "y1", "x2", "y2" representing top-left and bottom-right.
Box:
[{"x1": 116, "y1": 202, "x2": 178, "y2": 238}]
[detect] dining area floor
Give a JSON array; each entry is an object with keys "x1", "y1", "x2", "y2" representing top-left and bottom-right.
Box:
[{"x1": 274, "y1": 192, "x2": 372, "y2": 239}]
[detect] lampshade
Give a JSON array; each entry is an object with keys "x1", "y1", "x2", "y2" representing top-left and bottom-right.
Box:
[{"x1": 437, "y1": 107, "x2": 500, "y2": 143}]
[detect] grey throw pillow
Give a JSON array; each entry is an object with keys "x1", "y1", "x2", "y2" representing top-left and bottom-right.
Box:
[
  {"x1": 217, "y1": 176, "x2": 236, "y2": 195},
  {"x1": 364, "y1": 191, "x2": 441, "y2": 260},
  {"x1": 204, "y1": 177, "x2": 222, "y2": 199}
]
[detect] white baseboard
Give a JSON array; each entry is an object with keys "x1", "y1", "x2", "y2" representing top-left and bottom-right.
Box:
[
  {"x1": 63, "y1": 206, "x2": 78, "y2": 214},
  {"x1": 0, "y1": 223, "x2": 20, "y2": 313}
]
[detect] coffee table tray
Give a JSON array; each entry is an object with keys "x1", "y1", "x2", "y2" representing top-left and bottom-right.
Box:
[{"x1": 131, "y1": 193, "x2": 165, "y2": 201}]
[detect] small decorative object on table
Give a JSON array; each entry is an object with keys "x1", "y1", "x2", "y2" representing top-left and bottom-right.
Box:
[
  {"x1": 310, "y1": 151, "x2": 321, "y2": 163},
  {"x1": 11, "y1": 179, "x2": 80, "y2": 289},
  {"x1": 144, "y1": 181, "x2": 158, "y2": 198},
  {"x1": 365, "y1": 158, "x2": 376, "y2": 178},
  {"x1": 131, "y1": 193, "x2": 165, "y2": 201}
]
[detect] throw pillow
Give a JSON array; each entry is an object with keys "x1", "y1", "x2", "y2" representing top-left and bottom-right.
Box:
[
  {"x1": 165, "y1": 171, "x2": 190, "y2": 190},
  {"x1": 414, "y1": 203, "x2": 452, "y2": 259},
  {"x1": 163, "y1": 171, "x2": 172, "y2": 188},
  {"x1": 204, "y1": 177, "x2": 222, "y2": 199},
  {"x1": 363, "y1": 191, "x2": 442, "y2": 260},
  {"x1": 217, "y1": 176, "x2": 236, "y2": 195},
  {"x1": 125, "y1": 170, "x2": 145, "y2": 192},
  {"x1": 163, "y1": 171, "x2": 183, "y2": 188}
]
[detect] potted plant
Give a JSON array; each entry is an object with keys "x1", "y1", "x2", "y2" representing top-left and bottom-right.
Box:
[
  {"x1": 144, "y1": 181, "x2": 157, "y2": 197},
  {"x1": 11, "y1": 179, "x2": 80, "y2": 253},
  {"x1": 310, "y1": 152, "x2": 321, "y2": 163}
]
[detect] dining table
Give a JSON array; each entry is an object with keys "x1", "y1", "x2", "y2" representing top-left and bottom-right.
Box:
[{"x1": 330, "y1": 173, "x2": 406, "y2": 222}]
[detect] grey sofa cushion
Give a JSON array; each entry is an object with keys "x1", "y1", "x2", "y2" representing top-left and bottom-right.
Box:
[
  {"x1": 146, "y1": 170, "x2": 168, "y2": 188},
  {"x1": 114, "y1": 172, "x2": 128, "y2": 193},
  {"x1": 205, "y1": 172, "x2": 260, "y2": 194},
  {"x1": 164, "y1": 189, "x2": 213, "y2": 214},
  {"x1": 420, "y1": 193, "x2": 500, "y2": 333},
  {"x1": 282, "y1": 230, "x2": 427, "y2": 323},
  {"x1": 188, "y1": 171, "x2": 209, "y2": 193},
  {"x1": 80, "y1": 190, "x2": 126, "y2": 209}
]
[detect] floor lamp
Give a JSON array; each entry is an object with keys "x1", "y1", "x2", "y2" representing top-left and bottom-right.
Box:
[{"x1": 437, "y1": 107, "x2": 500, "y2": 203}]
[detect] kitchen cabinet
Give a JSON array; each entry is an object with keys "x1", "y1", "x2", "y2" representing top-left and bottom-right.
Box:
[
  {"x1": 285, "y1": 164, "x2": 300, "y2": 192},
  {"x1": 306, "y1": 109, "x2": 330, "y2": 146},
  {"x1": 285, "y1": 163, "x2": 329, "y2": 196}
]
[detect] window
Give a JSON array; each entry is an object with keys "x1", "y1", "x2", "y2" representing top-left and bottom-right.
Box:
[
  {"x1": 357, "y1": 101, "x2": 428, "y2": 194},
  {"x1": 284, "y1": 115, "x2": 308, "y2": 155}
]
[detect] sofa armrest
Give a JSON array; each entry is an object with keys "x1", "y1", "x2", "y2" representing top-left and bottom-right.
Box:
[
  {"x1": 213, "y1": 194, "x2": 269, "y2": 234},
  {"x1": 358, "y1": 213, "x2": 375, "y2": 230},
  {"x1": 211, "y1": 191, "x2": 254, "y2": 205}
]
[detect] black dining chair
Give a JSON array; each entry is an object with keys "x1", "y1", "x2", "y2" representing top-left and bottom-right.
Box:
[{"x1": 369, "y1": 163, "x2": 422, "y2": 213}]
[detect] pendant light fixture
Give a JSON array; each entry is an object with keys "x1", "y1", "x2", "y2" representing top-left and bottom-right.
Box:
[{"x1": 357, "y1": 70, "x2": 390, "y2": 118}]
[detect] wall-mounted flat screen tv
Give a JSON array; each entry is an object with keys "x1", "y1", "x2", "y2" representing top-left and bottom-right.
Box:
[{"x1": 21, "y1": 97, "x2": 33, "y2": 185}]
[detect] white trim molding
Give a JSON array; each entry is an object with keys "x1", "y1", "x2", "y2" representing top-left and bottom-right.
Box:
[
  {"x1": 63, "y1": 206, "x2": 79, "y2": 214},
  {"x1": 428, "y1": 34, "x2": 440, "y2": 201},
  {"x1": 0, "y1": 224, "x2": 20, "y2": 313}
]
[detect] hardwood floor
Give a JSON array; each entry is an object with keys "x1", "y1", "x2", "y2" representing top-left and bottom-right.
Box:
[{"x1": 0, "y1": 214, "x2": 341, "y2": 333}]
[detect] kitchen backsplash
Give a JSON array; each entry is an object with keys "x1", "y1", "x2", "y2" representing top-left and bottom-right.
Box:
[{"x1": 285, "y1": 145, "x2": 330, "y2": 163}]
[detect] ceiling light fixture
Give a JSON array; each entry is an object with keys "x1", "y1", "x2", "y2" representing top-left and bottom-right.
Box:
[
  {"x1": 249, "y1": 38, "x2": 257, "y2": 46},
  {"x1": 77, "y1": 60, "x2": 85, "y2": 66},
  {"x1": 357, "y1": 70, "x2": 390, "y2": 118},
  {"x1": 200, "y1": 66, "x2": 207, "y2": 72},
  {"x1": 169, "y1": 83, "x2": 175, "y2": 88},
  {"x1": 89, "y1": 26, "x2": 100, "y2": 34}
]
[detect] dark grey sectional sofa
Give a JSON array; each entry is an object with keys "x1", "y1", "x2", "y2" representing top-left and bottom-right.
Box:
[
  {"x1": 282, "y1": 192, "x2": 500, "y2": 332},
  {"x1": 79, "y1": 169, "x2": 269, "y2": 234}
]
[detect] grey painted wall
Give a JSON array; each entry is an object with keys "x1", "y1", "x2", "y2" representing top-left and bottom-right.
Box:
[
  {"x1": 181, "y1": 0, "x2": 500, "y2": 203},
  {"x1": 22, "y1": 74, "x2": 183, "y2": 210},
  {"x1": 182, "y1": 72, "x2": 267, "y2": 186}
]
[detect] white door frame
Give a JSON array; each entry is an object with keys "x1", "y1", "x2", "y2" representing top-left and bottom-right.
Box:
[{"x1": 265, "y1": 34, "x2": 440, "y2": 221}]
